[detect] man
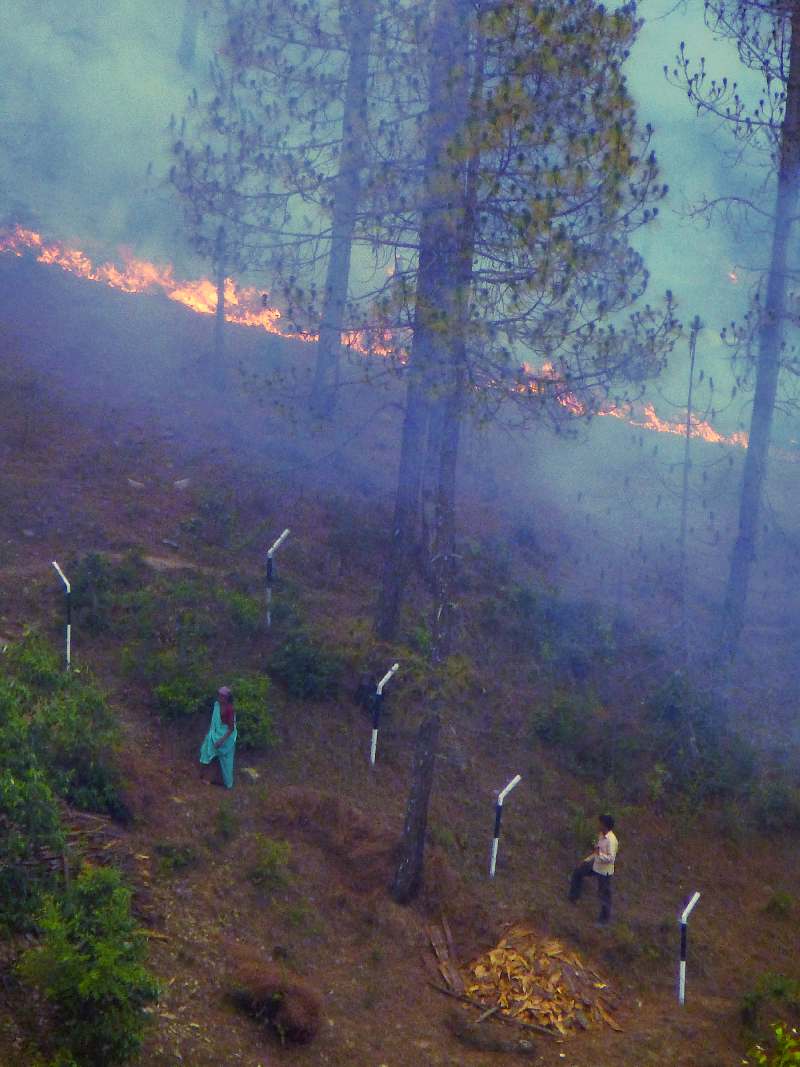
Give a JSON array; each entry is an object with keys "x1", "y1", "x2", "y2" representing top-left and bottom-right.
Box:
[{"x1": 568, "y1": 814, "x2": 618, "y2": 925}]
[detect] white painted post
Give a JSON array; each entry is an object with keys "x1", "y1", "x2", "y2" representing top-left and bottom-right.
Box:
[
  {"x1": 369, "y1": 663, "x2": 399, "y2": 766},
  {"x1": 678, "y1": 891, "x2": 701, "y2": 1005},
  {"x1": 489, "y1": 774, "x2": 522, "y2": 878},
  {"x1": 51, "y1": 561, "x2": 72, "y2": 670},
  {"x1": 266, "y1": 528, "x2": 290, "y2": 627}
]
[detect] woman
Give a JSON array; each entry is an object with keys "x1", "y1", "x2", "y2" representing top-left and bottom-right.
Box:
[{"x1": 199, "y1": 685, "x2": 237, "y2": 788}]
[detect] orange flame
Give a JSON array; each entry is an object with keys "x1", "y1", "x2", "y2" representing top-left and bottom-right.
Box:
[
  {"x1": 1, "y1": 224, "x2": 286, "y2": 334},
  {"x1": 516, "y1": 363, "x2": 749, "y2": 449},
  {"x1": 0, "y1": 226, "x2": 751, "y2": 448},
  {"x1": 601, "y1": 401, "x2": 748, "y2": 448}
]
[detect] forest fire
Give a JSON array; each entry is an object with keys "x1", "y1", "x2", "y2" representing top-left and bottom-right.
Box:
[
  {"x1": 602, "y1": 401, "x2": 749, "y2": 448},
  {"x1": 0, "y1": 224, "x2": 748, "y2": 448},
  {"x1": 0, "y1": 224, "x2": 285, "y2": 332},
  {"x1": 0, "y1": 225, "x2": 402, "y2": 357}
]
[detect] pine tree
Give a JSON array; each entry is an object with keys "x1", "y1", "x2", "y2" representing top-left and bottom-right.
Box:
[
  {"x1": 374, "y1": 0, "x2": 677, "y2": 641},
  {"x1": 169, "y1": 43, "x2": 269, "y2": 389},
  {"x1": 671, "y1": 0, "x2": 800, "y2": 663},
  {"x1": 223, "y1": 0, "x2": 414, "y2": 414}
]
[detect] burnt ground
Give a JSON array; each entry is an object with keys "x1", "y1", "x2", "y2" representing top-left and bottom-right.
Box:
[{"x1": 0, "y1": 253, "x2": 799, "y2": 1066}]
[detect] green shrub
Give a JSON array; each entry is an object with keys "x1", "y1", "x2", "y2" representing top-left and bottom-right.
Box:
[
  {"x1": 269, "y1": 631, "x2": 342, "y2": 700},
  {"x1": 531, "y1": 691, "x2": 594, "y2": 748},
  {"x1": 124, "y1": 643, "x2": 214, "y2": 719},
  {"x1": 248, "y1": 835, "x2": 291, "y2": 891},
  {"x1": 741, "y1": 974, "x2": 800, "y2": 1029},
  {"x1": 31, "y1": 681, "x2": 126, "y2": 819},
  {"x1": 0, "y1": 764, "x2": 64, "y2": 930},
  {"x1": 231, "y1": 674, "x2": 275, "y2": 751},
  {"x1": 68, "y1": 553, "x2": 116, "y2": 634},
  {"x1": 748, "y1": 1023, "x2": 800, "y2": 1066},
  {"x1": 153, "y1": 671, "x2": 213, "y2": 719},
  {"x1": 154, "y1": 842, "x2": 199, "y2": 876},
  {"x1": 409, "y1": 621, "x2": 433, "y2": 657},
  {"x1": 754, "y1": 781, "x2": 800, "y2": 834},
  {"x1": 228, "y1": 590, "x2": 262, "y2": 638},
  {"x1": 0, "y1": 682, "x2": 63, "y2": 928},
  {"x1": 647, "y1": 675, "x2": 757, "y2": 802},
  {"x1": 764, "y1": 892, "x2": 794, "y2": 920},
  {"x1": 17, "y1": 864, "x2": 158, "y2": 1065},
  {"x1": 5, "y1": 629, "x2": 65, "y2": 690}
]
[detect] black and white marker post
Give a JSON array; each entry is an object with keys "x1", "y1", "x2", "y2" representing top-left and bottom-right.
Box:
[
  {"x1": 51, "y1": 560, "x2": 72, "y2": 670},
  {"x1": 266, "y1": 528, "x2": 290, "y2": 627},
  {"x1": 678, "y1": 890, "x2": 701, "y2": 1006},
  {"x1": 489, "y1": 774, "x2": 522, "y2": 878},
  {"x1": 369, "y1": 663, "x2": 399, "y2": 766}
]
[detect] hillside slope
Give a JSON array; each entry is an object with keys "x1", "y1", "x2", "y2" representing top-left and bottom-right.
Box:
[{"x1": 1, "y1": 256, "x2": 800, "y2": 1066}]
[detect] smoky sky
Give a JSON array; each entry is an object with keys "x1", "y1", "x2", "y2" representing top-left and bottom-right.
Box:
[
  {"x1": 0, "y1": 0, "x2": 199, "y2": 261},
  {"x1": 0, "y1": 0, "x2": 790, "y2": 433}
]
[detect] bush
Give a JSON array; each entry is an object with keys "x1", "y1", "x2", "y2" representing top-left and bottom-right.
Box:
[
  {"x1": 5, "y1": 629, "x2": 65, "y2": 690},
  {"x1": 31, "y1": 681, "x2": 126, "y2": 819},
  {"x1": 0, "y1": 764, "x2": 64, "y2": 930},
  {"x1": 531, "y1": 690, "x2": 595, "y2": 748},
  {"x1": 123, "y1": 643, "x2": 214, "y2": 719},
  {"x1": 248, "y1": 835, "x2": 291, "y2": 891},
  {"x1": 764, "y1": 892, "x2": 794, "y2": 920},
  {"x1": 228, "y1": 590, "x2": 263, "y2": 638},
  {"x1": 153, "y1": 670, "x2": 214, "y2": 719},
  {"x1": 269, "y1": 631, "x2": 342, "y2": 700},
  {"x1": 154, "y1": 842, "x2": 199, "y2": 876},
  {"x1": 647, "y1": 674, "x2": 757, "y2": 802},
  {"x1": 17, "y1": 864, "x2": 158, "y2": 1066},
  {"x1": 741, "y1": 974, "x2": 800, "y2": 1029},
  {"x1": 231, "y1": 674, "x2": 275, "y2": 752},
  {"x1": 68, "y1": 552, "x2": 123, "y2": 634},
  {"x1": 754, "y1": 781, "x2": 800, "y2": 834},
  {"x1": 748, "y1": 1023, "x2": 800, "y2": 1066}
]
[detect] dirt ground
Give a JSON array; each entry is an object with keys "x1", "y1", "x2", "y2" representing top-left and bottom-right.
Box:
[{"x1": 1, "y1": 254, "x2": 799, "y2": 1067}]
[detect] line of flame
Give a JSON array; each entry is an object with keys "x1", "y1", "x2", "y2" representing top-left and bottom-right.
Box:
[{"x1": 0, "y1": 224, "x2": 749, "y2": 448}]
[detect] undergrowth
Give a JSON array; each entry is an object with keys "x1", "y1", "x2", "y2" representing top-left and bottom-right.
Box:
[
  {"x1": 18, "y1": 864, "x2": 158, "y2": 1066},
  {"x1": 0, "y1": 633, "x2": 127, "y2": 928}
]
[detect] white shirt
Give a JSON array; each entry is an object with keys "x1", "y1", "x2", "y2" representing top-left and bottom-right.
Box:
[{"x1": 591, "y1": 830, "x2": 618, "y2": 876}]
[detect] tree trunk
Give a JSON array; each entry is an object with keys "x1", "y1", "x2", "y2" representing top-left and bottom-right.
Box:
[
  {"x1": 178, "y1": 0, "x2": 201, "y2": 71},
  {"x1": 375, "y1": 0, "x2": 471, "y2": 640},
  {"x1": 310, "y1": 0, "x2": 375, "y2": 418},
  {"x1": 390, "y1": 712, "x2": 441, "y2": 905},
  {"x1": 377, "y1": 378, "x2": 433, "y2": 638},
  {"x1": 213, "y1": 225, "x2": 227, "y2": 390},
  {"x1": 679, "y1": 317, "x2": 700, "y2": 667},
  {"x1": 429, "y1": 379, "x2": 464, "y2": 661},
  {"x1": 718, "y1": 6, "x2": 800, "y2": 663},
  {"x1": 428, "y1": 27, "x2": 483, "y2": 661}
]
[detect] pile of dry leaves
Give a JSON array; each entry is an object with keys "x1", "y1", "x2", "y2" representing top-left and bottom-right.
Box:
[{"x1": 463, "y1": 924, "x2": 622, "y2": 1036}]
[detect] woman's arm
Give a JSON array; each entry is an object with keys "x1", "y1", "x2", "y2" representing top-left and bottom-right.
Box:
[{"x1": 215, "y1": 726, "x2": 233, "y2": 748}]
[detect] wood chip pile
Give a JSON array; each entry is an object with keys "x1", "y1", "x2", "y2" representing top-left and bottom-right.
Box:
[{"x1": 463, "y1": 925, "x2": 622, "y2": 1036}]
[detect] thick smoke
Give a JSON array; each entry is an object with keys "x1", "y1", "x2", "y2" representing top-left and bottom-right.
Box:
[
  {"x1": 0, "y1": 0, "x2": 205, "y2": 262},
  {"x1": 1, "y1": 0, "x2": 779, "y2": 437}
]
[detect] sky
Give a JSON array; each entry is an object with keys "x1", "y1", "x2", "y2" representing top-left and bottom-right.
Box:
[{"x1": 0, "y1": 0, "x2": 787, "y2": 436}]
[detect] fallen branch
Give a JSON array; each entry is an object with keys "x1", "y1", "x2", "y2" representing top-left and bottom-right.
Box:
[
  {"x1": 427, "y1": 982, "x2": 557, "y2": 1039},
  {"x1": 476, "y1": 1005, "x2": 500, "y2": 1024}
]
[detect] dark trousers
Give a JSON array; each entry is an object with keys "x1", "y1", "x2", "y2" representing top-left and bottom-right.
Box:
[{"x1": 569, "y1": 860, "x2": 612, "y2": 923}]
